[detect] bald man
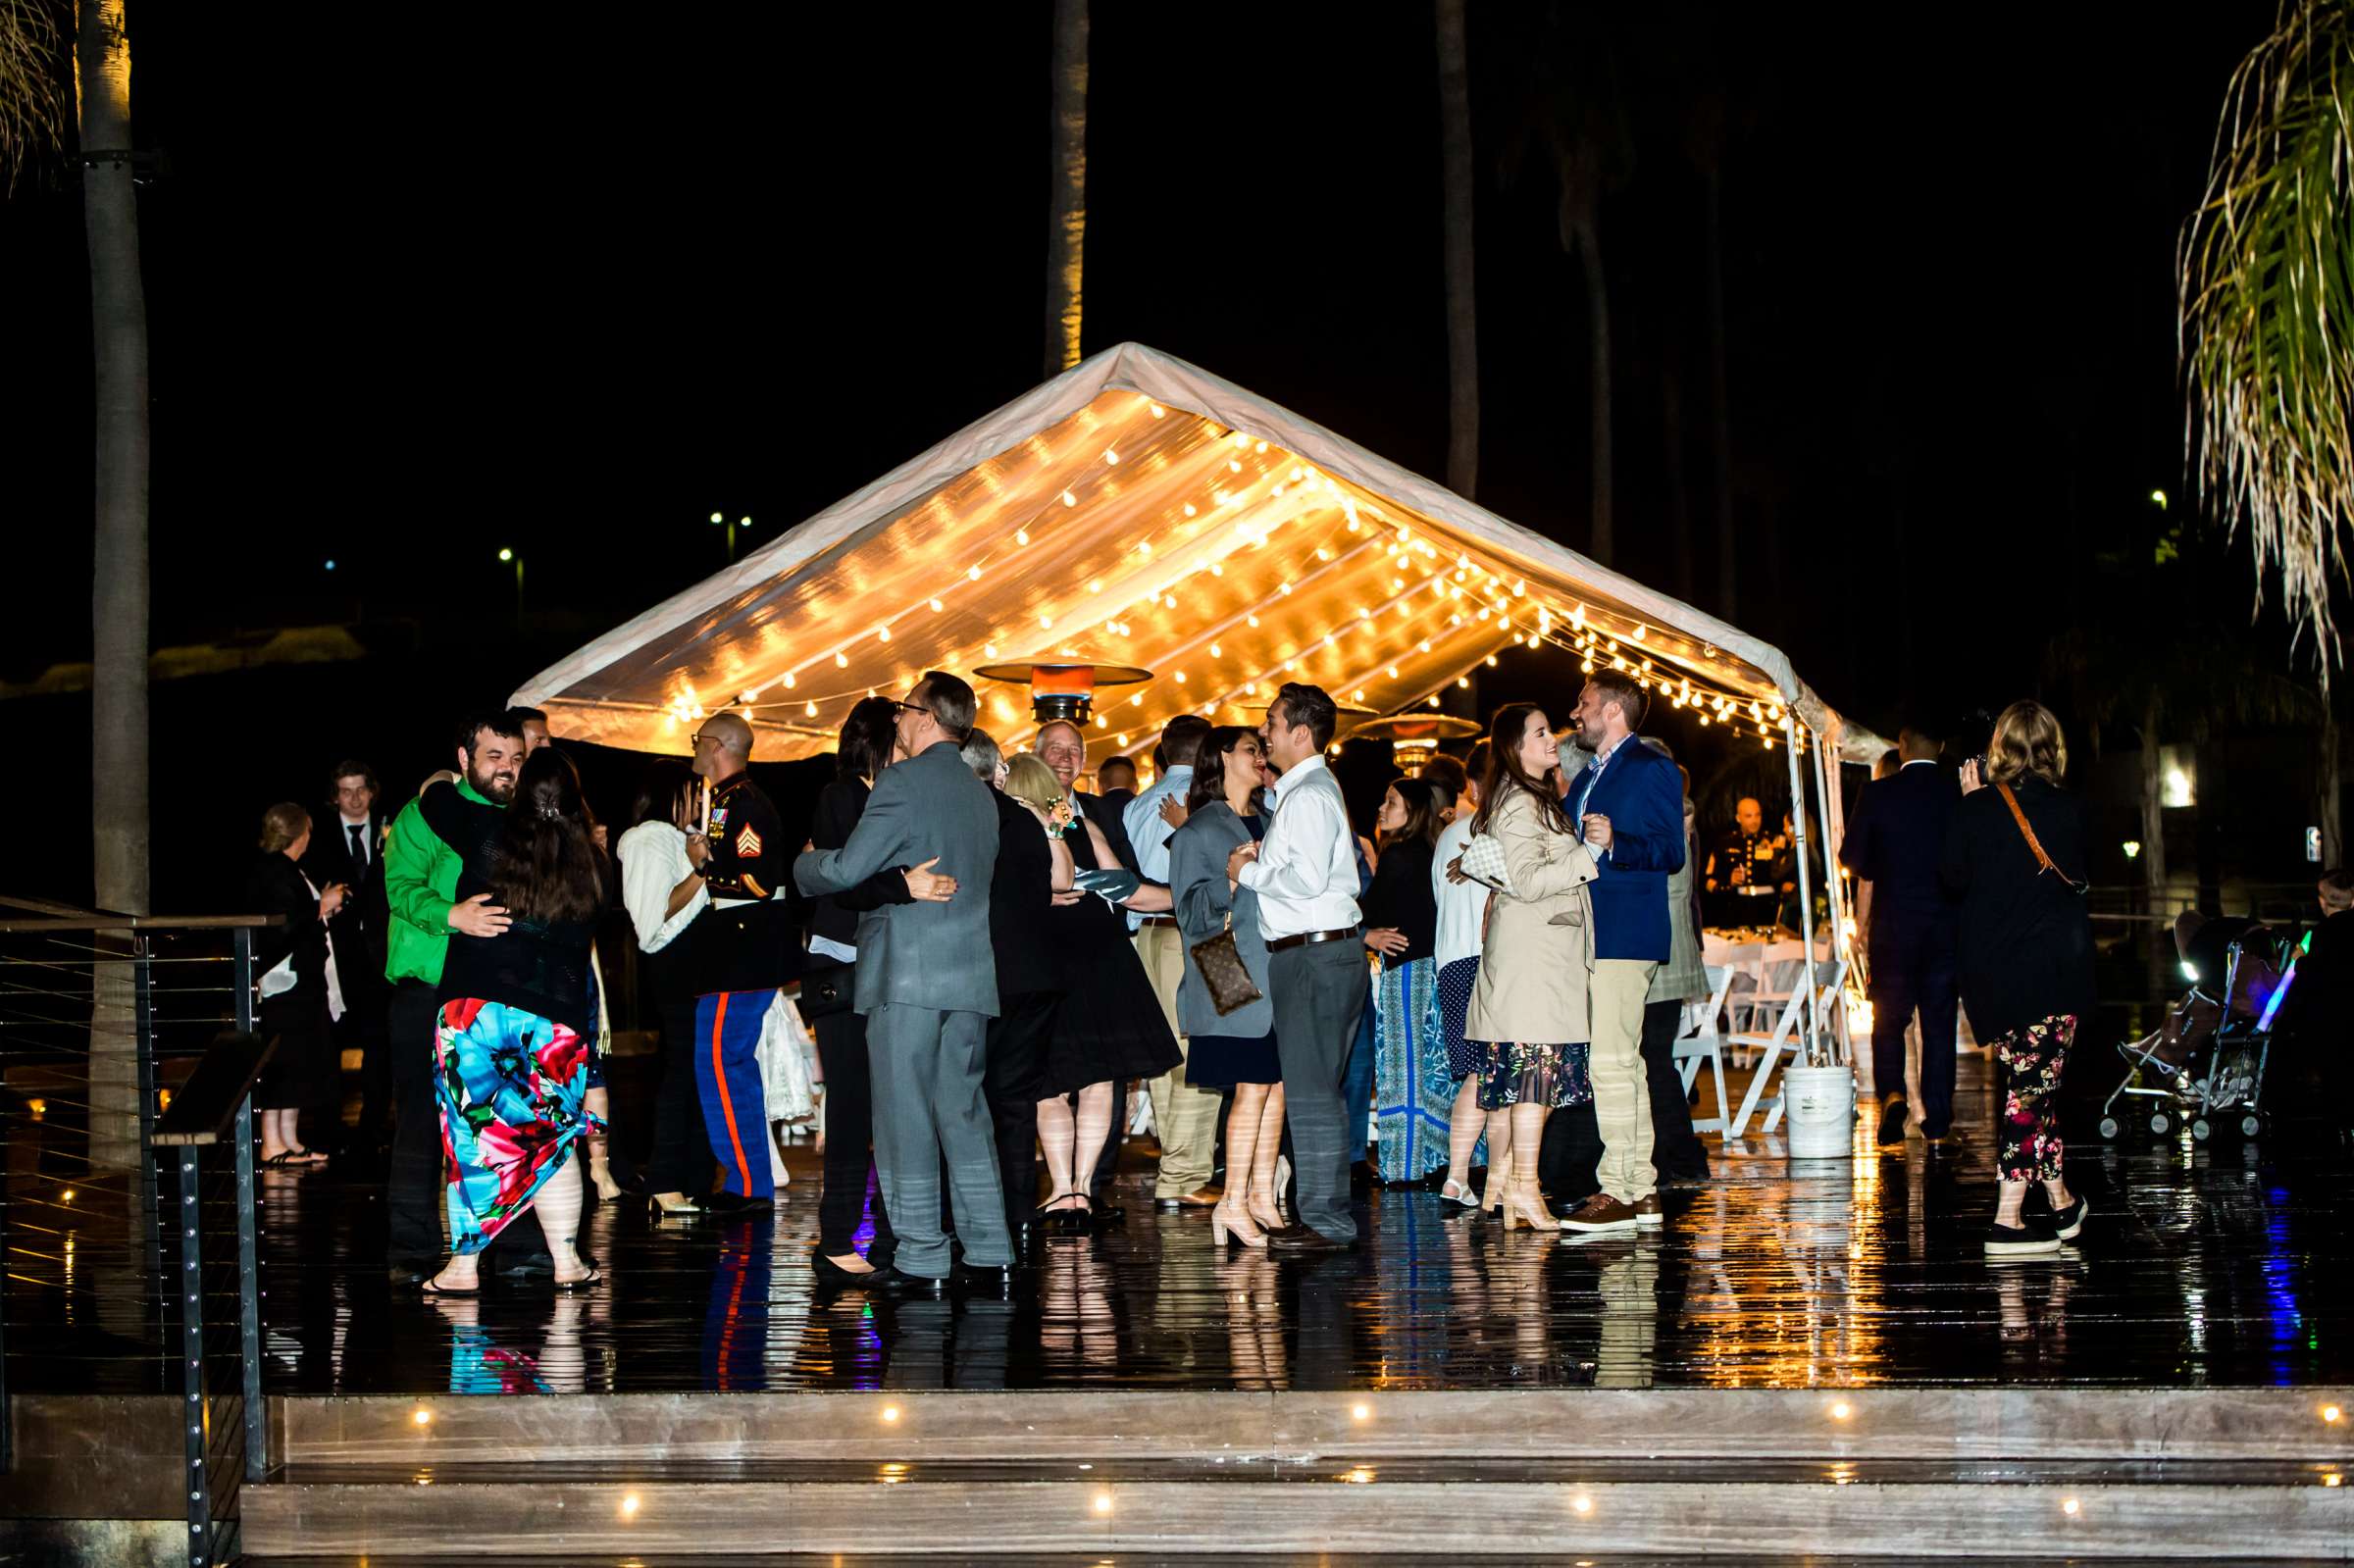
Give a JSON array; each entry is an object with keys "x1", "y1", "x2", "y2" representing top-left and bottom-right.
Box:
[{"x1": 688, "y1": 712, "x2": 793, "y2": 1212}]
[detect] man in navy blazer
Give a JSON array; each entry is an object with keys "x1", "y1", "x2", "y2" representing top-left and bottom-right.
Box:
[
  {"x1": 1558, "y1": 669, "x2": 1687, "y2": 1232},
  {"x1": 1838, "y1": 720, "x2": 1963, "y2": 1145}
]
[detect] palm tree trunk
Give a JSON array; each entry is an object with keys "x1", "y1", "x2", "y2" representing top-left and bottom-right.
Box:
[
  {"x1": 1567, "y1": 213, "x2": 1612, "y2": 565},
  {"x1": 78, "y1": 0, "x2": 148, "y2": 916},
  {"x1": 1434, "y1": 0, "x2": 1477, "y2": 499},
  {"x1": 1701, "y1": 166, "x2": 1735, "y2": 618},
  {"x1": 1662, "y1": 366, "x2": 1692, "y2": 598},
  {"x1": 2322, "y1": 699, "x2": 2343, "y2": 870},
  {"x1": 2139, "y1": 694, "x2": 2170, "y2": 999},
  {"x1": 1045, "y1": 0, "x2": 1088, "y2": 379}
]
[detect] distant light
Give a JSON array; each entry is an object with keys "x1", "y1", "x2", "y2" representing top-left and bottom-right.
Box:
[
  {"x1": 709, "y1": 512, "x2": 723, "y2": 524},
  {"x1": 2149, "y1": 489, "x2": 2168, "y2": 510},
  {"x1": 497, "y1": 548, "x2": 514, "y2": 562},
  {"x1": 739, "y1": 516, "x2": 750, "y2": 528},
  {"x1": 413, "y1": 1407, "x2": 433, "y2": 1426},
  {"x1": 323, "y1": 559, "x2": 336, "y2": 572},
  {"x1": 2122, "y1": 840, "x2": 2142, "y2": 860},
  {"x1": 2181, "y1": 961, "x2": 2200, "y2": 983}
]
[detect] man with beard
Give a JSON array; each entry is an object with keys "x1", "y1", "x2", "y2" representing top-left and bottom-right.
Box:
[{"x1": 381, "y1": 710, "x2": 547, "y2": 1285}]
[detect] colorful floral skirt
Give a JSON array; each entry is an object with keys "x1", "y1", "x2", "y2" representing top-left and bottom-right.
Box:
[
  {"x1": 1372, "y1": 957, "x2": 1454, "y2": 1184},
  {"x1": 1472, "y1": 1038, "x2": 1594, "y2": 1113},
  {"x1": 436, "y1": 998, "x2": 598, "y2": 1256},
  {"x1": 1992, "y1": 1011, "x2": 2075, "y2": 1183}
]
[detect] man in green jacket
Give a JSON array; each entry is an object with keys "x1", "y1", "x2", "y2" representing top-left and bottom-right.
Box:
[{"x1": 383, "y1": 710, "x2": 528, "y2": 1285}]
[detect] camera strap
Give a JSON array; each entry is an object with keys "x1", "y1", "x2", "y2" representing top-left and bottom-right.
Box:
[{"x1": 1995, "y1": 782, "x2": 2088, "y2": 895}]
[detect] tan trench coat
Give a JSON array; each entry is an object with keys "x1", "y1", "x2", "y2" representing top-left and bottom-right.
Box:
[{"x1": 1463, "y1": 784, "x2": 1599, "y2": 1046}]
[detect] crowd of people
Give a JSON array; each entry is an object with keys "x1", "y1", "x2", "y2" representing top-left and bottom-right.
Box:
[{"x1": 243, "y1": 676, "x2": 2127, "y2": 1297}]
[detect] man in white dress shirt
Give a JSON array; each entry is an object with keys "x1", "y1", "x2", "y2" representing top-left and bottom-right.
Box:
[
  {"x1": 1124, "y1": 714, "x2": 1225, "y2": 1209},
  {"x1": 1229, "y1": 683, "x2": 1365, "y2": 1251}
]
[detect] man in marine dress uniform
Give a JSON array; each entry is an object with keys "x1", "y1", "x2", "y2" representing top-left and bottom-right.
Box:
[
  {"x1": 688, "y1": 712, "x2": 794, "y2": 1214},
  {"x1": 1703, "y1": 796, "x2": 1781, "y2": 930}
]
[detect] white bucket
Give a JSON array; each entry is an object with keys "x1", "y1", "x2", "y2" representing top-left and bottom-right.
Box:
[{"x1": 1782, "y1": 1065, "x2": 1856, "y2": 1160}]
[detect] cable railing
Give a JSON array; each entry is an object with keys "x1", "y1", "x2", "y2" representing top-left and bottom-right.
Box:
[{"x1": 0, "y1": 897, "x2": 278, "y2": 1568}]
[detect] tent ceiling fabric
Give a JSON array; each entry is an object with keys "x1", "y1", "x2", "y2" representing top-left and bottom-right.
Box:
[{"x1": 516, "y1": 343, "x2": 1881, "y2": 766}]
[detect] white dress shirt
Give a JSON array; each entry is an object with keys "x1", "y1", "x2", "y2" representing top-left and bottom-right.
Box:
[
  {"x1": 339, "y1": 812, "x2": 372, "y2": 873},
  {"x1": 1432, "y1": 814, "x2": 1485, "y2": 967},
  {"x1": 1238, "y1": 756, "x2": 1360, "y2": 941},
  {"x1": 617, "y1": 820, "x2": 710, "y2": 954},
  {"x1": 1120, "y1": 763, "x2": 1192, "y2": 932}
]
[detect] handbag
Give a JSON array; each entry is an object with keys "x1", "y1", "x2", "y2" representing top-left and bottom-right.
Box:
[
  {"x1": 1189, "y1": 908, "x2": 1264, "y2": 1017},
  {"x1": 1995, "y1": 782, "x2": 2088, "y2": 895}
]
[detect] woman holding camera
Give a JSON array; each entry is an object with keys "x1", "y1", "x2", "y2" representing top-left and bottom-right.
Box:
[{"x1": 1943, "y1": 700, "x2": 2097, "y2": 1257}]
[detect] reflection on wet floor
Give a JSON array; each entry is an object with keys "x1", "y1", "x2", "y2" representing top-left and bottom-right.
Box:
[{"x1": 7, "y1": 1052, "x2": 2349, "y2": 1394}]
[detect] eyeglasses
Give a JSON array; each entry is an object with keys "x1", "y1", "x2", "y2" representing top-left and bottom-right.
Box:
[{"x1": 891, "y1": 700, "x2": 933, "y2": 718}]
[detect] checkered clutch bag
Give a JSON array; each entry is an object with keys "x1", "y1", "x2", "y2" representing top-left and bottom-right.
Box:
[{"x1": 1459, "y1": 832, "x2": 1514, "y2": 896}]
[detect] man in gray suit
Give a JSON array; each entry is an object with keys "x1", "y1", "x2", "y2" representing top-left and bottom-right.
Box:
[{"x1": 793, "y1": 671, "x2": 1011, "y2": 1295}]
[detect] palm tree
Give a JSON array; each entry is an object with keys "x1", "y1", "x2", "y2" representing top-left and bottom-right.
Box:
[
  {"x1": 78, "y1": 0, "x2": 149, "y2": 916},
  {"x1": 1045, "y1": 0, "x2": 1088, "y2": 379},
  {"x1": 1434, "y1": 0, "x2": 1478, "y2": 499},
  {"x1": 2179, "y1": 0, "x2": 2354, "y2": 684}
]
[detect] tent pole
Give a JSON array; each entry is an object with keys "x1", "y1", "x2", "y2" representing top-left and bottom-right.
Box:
[
  {"x1": 1812, "y1": 733, "x2": 1852, "y2": 1064},
  {"x1": 1783, "y1": 714, "x2": 1822, "y2": 1065}
]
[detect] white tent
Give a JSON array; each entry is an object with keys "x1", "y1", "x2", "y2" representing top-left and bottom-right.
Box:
[
  {"x1": 517, "y1": 341, "x2": 1880, "y2": 770},
  {"x1": 518, "y1": 343, "x2": 1875, "y2": 1058}
]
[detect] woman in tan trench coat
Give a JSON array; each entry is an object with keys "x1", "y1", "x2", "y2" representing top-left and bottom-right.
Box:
[{"x1": 1461, "y1": 703, "x2": 1598, "y2": 1233}]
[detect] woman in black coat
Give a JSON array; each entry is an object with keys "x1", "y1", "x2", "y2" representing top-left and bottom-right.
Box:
[
  {"x1": 1942, "y1": 700, "x2": 2098, "y2": 1258},
  {"x1": 245, "y1": 802, "x2": 347, "y2": 1165}
]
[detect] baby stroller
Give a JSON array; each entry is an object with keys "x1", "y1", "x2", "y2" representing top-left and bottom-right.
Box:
[{"x1": 2098, "y1": 913, "x2": 2293, "y2": 1143}]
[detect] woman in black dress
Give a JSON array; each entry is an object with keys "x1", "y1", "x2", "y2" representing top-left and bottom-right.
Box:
[
  {"x1": 246, "y1": 802, "x2": 346, "y2": 1166},
  {"x1": 1028, "y1": 750, "x2": 1181, "y2": 1232}
]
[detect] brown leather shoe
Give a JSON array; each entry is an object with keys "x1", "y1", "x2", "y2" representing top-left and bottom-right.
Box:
[
  {"x1": 1265, "y1": 1223, "x2": 1352, "y2": 1254},
  {"x1": 1561, "y1": 1193, "x2": 1642, "y2": 1233},
  {"x1": 1155, "y1": 1186, "x2": 1223, "y2": 1211},
  {"x1": 1632, "y1": 1194, "x2": 1663, "y2": 1230}
]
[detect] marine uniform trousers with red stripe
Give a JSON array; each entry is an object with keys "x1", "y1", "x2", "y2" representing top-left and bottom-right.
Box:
[{"x1": 693, "y1": 987, "x2": 775, "y2": 1199}]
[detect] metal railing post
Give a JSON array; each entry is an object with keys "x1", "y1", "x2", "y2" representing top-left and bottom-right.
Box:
[
  {"x1": 176, "y1": 1147, "x2": 213, "y2": 1568},
  {"x1": 230, "y1": 927, "x2": 267, "y2": 1481}
]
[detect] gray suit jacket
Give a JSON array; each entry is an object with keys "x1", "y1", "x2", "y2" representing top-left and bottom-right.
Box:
[
  {"x1": 1168, "y1": 801, "x2": 1275, "y2": 1037},
  {"x1": 793, "y1": 740, "x2": 1000, "y2": 1018}
]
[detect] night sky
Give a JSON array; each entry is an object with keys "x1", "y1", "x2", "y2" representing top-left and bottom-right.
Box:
[{"x1": 0, "y1": 3, "x2": 2304, "y2": 905}]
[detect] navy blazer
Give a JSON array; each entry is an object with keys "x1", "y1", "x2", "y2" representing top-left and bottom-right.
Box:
[
  {"x1": 1839, "y1": 761, "x2": 1961, "y2": 936},
  {"x1": 1563, "y1": 738, "x2": 1686, "y2": 962}
]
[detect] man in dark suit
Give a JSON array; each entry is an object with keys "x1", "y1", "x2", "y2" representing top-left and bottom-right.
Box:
[
  {"x1": 1839, "y1": 720, "x2": 1963, "y2": 1145},
  {"x1": 1559, "y1": 670, "x2": 1687, "y2": 1234},
  {"x1": 795, "y1": 672, "x2": 1012, "y2": 1296},
  {"x1": 1037, "y1": 721, "x2": 1140, "y2": 872},
  {"x1": 301, "y1": 759, "x2": 392, "y2": 1151}
]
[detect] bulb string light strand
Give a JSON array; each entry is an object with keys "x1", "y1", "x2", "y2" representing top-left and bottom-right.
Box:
[{"x1": 645, "y1": 408, "x2": 1799, "y2": 758}]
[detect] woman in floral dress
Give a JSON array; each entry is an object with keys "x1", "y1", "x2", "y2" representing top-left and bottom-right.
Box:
[{"x1": 419, "y1": 747, "x2": 609, "y2": 1293}]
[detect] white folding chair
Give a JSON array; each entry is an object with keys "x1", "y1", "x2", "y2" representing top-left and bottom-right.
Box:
[
  {"x1": 1672, "y1": 965, "x2": 1737, "y2": 1137},
  {"x1": 1724, "y1": 960, "x2": 1849, "y2": 1138}
]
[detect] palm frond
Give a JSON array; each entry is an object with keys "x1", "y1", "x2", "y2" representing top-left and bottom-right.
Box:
[
  {"x1": 0, "y1": 0, "x2": 63, "y2": 193},
  {"x1": 2179, "y1": 0, "x2": 2354, "y2": 685}
]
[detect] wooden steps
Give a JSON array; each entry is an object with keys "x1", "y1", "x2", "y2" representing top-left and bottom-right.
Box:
[{"x1": 238, "y1": 1389, "x2": 2354, "y2": 1559}]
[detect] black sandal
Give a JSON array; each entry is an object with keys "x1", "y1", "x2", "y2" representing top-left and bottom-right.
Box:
[
  {"x1": 261, "y1": 1151, "x2": 310, "y2": 1169},
  {"x1": 419, "y1": 1277, "x2": 480, "y2": 1297},
  {"x1": 552, "y1": 1268, "x2": 603, "y2": 1292}
]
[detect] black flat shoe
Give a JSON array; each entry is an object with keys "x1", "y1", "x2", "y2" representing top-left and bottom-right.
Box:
[
  {"x1": 811, "y1": 1250, "x2": 881, "y2": 1290},
  {"x1": 1875, "y1": 1098, "x2": 1909, "y2": 1146}
]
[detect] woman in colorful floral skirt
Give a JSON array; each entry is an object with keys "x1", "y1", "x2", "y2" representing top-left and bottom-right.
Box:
[
  {"x1": 1944, "y1": 700, "x2": 2098, "y2": 1258},
  {"x1": 420, "y1": 747, "x2": 610, "y2": 1294},
  {"x1": 1365, "y1": 776, "x2": 1450, "y2": 1185}
]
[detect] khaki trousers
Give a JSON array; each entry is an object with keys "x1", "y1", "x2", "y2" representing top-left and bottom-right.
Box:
[
  {"x1": 1590, "y1": 958, "x2": 1659, "y2": 1203},
  {"x1": 1134, "y1": 922, "x2": 1222, "y2": 1196}
]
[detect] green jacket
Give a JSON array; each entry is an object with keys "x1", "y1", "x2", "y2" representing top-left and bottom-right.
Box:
[{"x1": 383, "y1": 778, "x2": 494, "y2": 986}]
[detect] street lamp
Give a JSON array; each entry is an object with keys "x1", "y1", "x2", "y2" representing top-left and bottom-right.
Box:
[
  {"x1": 498, "y1": 547, "x2": 523, "y2": 619},
  {"x1": 710, "y1": 512, "x2": 750, "y2": 564}
]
